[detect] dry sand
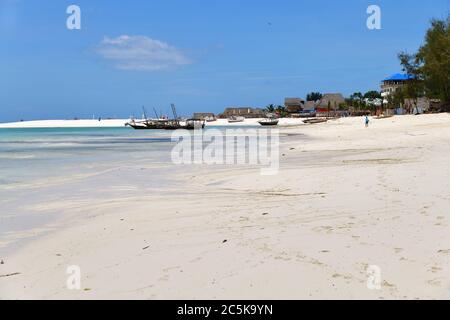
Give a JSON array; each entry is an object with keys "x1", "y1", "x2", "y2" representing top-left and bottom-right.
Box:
[{"x1": 1, "y1": 114, "x2": 450, "y2": 299}]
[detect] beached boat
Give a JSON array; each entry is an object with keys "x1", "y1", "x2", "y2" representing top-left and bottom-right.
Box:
[
  {"x1": 125, "y1": 121, "x2": 148, "y2": 129},
  {"x1": 258, "y1": 118, "x2": 279, "y2": 126},
  {"x1": 126, "y1": 118, "x2": 169, "y2": 129},
  {"x1": 127, "y1": 118, "x2": 205, "y2": 130},
  {"x1": 228, "y1": 116, "x2": 245, "y2": 123},
  {"x1": 303, "y1": 118, "x2": 328, "y2": 124},
  {"x1": 125, "y1": 119, "x2": 158, "y2": 129},
  {"x1": 185, "y1": 119, "x2": 206, "y2": 130},
  {"x1": 375, "y1": 115, "x2": 394, "y2": 119},
  {"x1": 204, "y1": 116, "x2": 217, "y2": 122},
  {"x1": 161, "y1": 119, "x2": 205, "y2": 130},
  {"x1": 126, "y1": 104, "x2": 204, "y2": 130}
]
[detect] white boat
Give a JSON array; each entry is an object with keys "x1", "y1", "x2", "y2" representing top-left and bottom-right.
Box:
[
  {"x1": 227, "y1": 116, "x2": 245, "y2": 123},
  {"x1": 204, "y1": 116, "x2": 217, "y2": 122}
]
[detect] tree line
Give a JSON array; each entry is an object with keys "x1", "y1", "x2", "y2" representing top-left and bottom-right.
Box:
[
  {"x1": 398, "y1": 14, "x2": 449, "y2": 111},
  {"x1": 265, "y1": 14, "x2": 449, "y2": 115}
]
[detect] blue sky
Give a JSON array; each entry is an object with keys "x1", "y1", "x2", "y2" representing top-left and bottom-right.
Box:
[{"x1": 0, "y1": 0, "x2": 448, "y2": 121}]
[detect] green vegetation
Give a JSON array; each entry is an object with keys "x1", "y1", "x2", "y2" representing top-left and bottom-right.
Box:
[
  {"x1": 363, "y1": 91, "x2": 382, "y2": 100},
  {"x1": 398, "y1": 14, "x2": 450, "y2": 107},
  {"x1": 265, "y1": 104, "x2": 287, "y2": 117},
  {"x1": 347, "y1": 91, "x2": 382, "y2": 112},
  {"x1": 265, "y1": 104, "x2": 276, "y2": 113},
  {"x1": 306, "y1": 92, "x2": 323, "y2": 102}
]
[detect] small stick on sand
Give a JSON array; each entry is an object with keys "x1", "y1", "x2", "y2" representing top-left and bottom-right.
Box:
[{"x1": 0, "y1": 272, "x2": 21, "y2": 278}]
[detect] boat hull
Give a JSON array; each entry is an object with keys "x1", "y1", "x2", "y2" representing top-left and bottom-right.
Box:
[
  {"x1": 227, "y1": 116, "x2": 245, "y2": 123},
  {"x1": 127, "y1": 119, "x2": 205, "y2": 130},
  {"x1": 258, "y1": 119, "x2": 279, "y2": 126}
]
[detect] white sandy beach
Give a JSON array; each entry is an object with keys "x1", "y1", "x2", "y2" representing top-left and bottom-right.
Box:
[{"x1": 1, "y1": 114, "x2": 450, "y2": 299}]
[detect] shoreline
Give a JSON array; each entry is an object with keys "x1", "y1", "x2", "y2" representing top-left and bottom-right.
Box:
[
  {"x1": 1, "y1": 114, "x2": 450, "y2": 299},
  {"x1": 0, "y1": 118, "x2": 307, "y2": 129}
]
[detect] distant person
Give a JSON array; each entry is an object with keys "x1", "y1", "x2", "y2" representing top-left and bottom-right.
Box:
[{"x1": 365, "y1": 116, "x2": 370, "y2": 128}]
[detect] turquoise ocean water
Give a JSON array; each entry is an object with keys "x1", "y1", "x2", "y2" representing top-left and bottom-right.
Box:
[
  {"x1": 0, "y1": 127, "x2": 181, "y2": 250},
  {"x1": 0, "y1": 125, "x2": 280, "y2": 251}
]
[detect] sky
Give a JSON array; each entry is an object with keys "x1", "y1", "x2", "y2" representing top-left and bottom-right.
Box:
[{"x1": 0, "y1": 0, "x2": 449, "y2": 121}]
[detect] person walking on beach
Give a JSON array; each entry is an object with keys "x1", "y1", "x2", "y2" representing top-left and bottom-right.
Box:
[{"x1": 365, "y1": 115, "x2": 370, "y2": 128}]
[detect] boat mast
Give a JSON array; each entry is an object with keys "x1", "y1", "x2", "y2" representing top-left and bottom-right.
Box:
[
  {"x1": 153, "y1": 107, "x2": 159, "y2": 119},
  {"x1": 142, "y1": 106, "x2": 148, "y2": 120},
  {"x1": 171, "y1": 103, "x2": 178, "y2": 120}
]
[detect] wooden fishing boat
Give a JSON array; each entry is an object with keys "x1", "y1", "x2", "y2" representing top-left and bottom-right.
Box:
[
  {"x1": 375, "y1": 115, "x2": 394, "y2": 119},
  {"x1": 126, "y1": 121, "x2": 149, "y2": 129},
  {"x1": 227, "y1": 116, "x2": 245, "y2": 123},
  {"x1": 258, "y1": 118, "x2": 279, "y2": 126},
  {"x1": 303, "y1": 118, "x2": 328, "y2": 124},
  {"x1": 126, "y1": 105, "x2": 204, "y2": 130},
  {"x1": 184, "y1": 119, "x2": 206, "y2": 130},
  {"x1": 204, "y1": 116, "x2": 217, "y2": 122},
  {"x1": 125, "y1": 119, "x2": 158, "y2": 129}
]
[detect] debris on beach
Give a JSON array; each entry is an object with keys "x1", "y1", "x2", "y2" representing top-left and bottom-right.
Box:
[
  {"x1": 0, "y1": 260, "x2": 4, "y2": 265},
  {"x1": 262, "y1": 212, "x2": 269, "y2": 216},
  {"x1": 142, "y1": 246, "x2": 150, "y2": 250},
  {"x1": 0, "y1": 272, "x2": 21, "y2": 278},
  {"x1": 222, "y1": 240, "x2": 228, "y2": 243}
]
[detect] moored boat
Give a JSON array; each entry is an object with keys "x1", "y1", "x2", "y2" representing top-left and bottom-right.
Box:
[
  {"x1": 227, "y1": 116, "x2": 245, "y2": 123},
  {"x1": 204, "y1": 116, "x2": 217, "y2": 122},
  {"x1": 303, "y1": 118, "x2": 328, "y2": 124},
  {"x1": 126, "y1": 118, "x2": 205, "y2": 130},
  {"x1": 125, "y1": 119, "x2": 157, "y2": 129},
  {"x1": 185, "y1": 119, "x2": 206, "y2": 130},
  {"x1": 162, "y1": 119, "x2": 205, "y2": 130},
  {"x1": 126, "y1": 121, "x2": 149, "y2": 129},
  {"x1": 126, "y1": 104, "x2": 204, "y2": 130},
  {"x1": 258, "y1": 118, "x2": 279, "y2": 126}
]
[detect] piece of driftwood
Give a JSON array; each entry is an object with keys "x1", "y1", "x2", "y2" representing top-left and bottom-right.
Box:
[{"x1": 0, "y1": 272, "x2": 21, "y2": 278}]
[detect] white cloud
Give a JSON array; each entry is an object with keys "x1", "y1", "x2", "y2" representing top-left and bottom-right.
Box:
[{"x1": 95, "y1": 35, "x2": 191, "y2": 71}]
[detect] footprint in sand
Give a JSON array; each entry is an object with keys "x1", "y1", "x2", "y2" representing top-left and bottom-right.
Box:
[
  {"x1": 429, "y1": 265, "x2": 442, "y2": 273},
  {"x1": 158, "y1": 274, "x2": 170, "y2": 282},
  {"x1": 332, "y1": 273, "x2": 352, "y2": 280},
  {"x1": 427, "y1": 278, "x2": 442, "y2": 286},
  {"x1": 312, "y1": 225, "x2": 334, "y2": 234},
  {"x1": 382, "y1": 280, "x2": 396, "y2": 289}
]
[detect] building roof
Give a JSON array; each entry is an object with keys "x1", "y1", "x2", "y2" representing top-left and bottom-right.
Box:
[
  {"x1": 193, "y1": 112, "x2": 215, "y2": 116},
  {"x1": 318, "y1": 93, "x2": 345, "y2": 108},
  {"x1": 303, "y1": 101, "x2": 316, "y2": 110},
  {"x1": 284, "y1": 98, "x2": 305, "y2": 106},
  {"x1": 383, "y1": 73, "x2": 414, "y2": 81}
]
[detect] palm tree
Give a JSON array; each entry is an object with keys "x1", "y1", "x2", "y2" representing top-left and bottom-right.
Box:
[
  {"x1": 265, "y1": 104, "x2": 276, "y2": 113},
  {"x1": 275, "y1": 105, "x2": 287, "y2": 118},
  {"x1": 349, "y1": 92, "x2": 364, "y2": 110}
]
